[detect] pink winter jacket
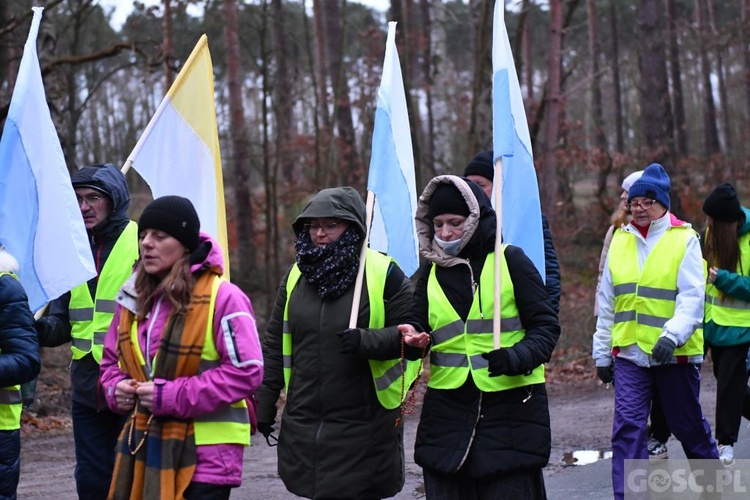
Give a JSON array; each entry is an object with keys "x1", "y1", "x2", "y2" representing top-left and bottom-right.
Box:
[{"x1": 100, "y1": 233, "x2": 263, "y2": 487}]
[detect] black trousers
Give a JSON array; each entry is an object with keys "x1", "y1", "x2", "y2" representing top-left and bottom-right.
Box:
[
  {"x1": 423, "y1": 467, "x2": 546, "y2": 500},
  {"x1": 711, "y1": 343, "x2": 750, "y2": 445},
  {"x1": 184, "y1": 482, "x2": 232, "y2": 500},
  {"x1": 649, "y1": 384, "x2": 671, "y2": 443}
]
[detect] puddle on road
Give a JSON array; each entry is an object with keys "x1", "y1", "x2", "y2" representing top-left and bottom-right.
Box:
[{"x1": 561, "y1": 449, "x2": 613, "y2": 466}]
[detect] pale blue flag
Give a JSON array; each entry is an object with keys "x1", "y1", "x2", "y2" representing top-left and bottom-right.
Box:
[
  {"x1": 367, "y1": 22, "x2": 419, "y2": 276},
  {"x1": 0, "y1": 7, "x2": 96, "y2": 312},
  {"x1": 492, "y1": 1, "x2": 545, "y2": 281}
]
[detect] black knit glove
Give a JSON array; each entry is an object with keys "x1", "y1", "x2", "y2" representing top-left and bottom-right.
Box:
[
  {"x1": 337, "y1": 328, "x2": 361, "y2": 355},
  {"x1": 257, "y1": 422, "x2": 274, "y2": 438},
  {"x1": 596, "y1": 365, "x2": 614, "y2": 384},
  {"x1": 652, "y1": 337, "x2": 677, "y2": 364},
  {"x1": 481, "y1": 348, "x2": 514, "y2": 377}
]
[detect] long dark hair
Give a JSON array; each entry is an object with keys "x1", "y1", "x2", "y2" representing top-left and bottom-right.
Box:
[
  {"x1": 703, "y1": 219, "x2": 741, "y2": 276},
  {"x1": 134, "y1": 253, "x2": 194, "y2": 319}
]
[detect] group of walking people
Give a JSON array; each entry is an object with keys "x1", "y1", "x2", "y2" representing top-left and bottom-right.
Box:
[
  {"x1": 593, "y1": 162, "x2": 750, "y2": 498},
  {"x1": 2, "y1": 153, "x2": 563, "y2": 500}
]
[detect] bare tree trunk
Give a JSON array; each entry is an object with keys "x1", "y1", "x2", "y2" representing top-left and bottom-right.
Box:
[
  {"x1": 467, "y1": 0, "x2": 493, "y2": 156},
  {"x1": 541, "y1": 0, "x2": 563, "y2": 221},
  {"x1": 609, "y1": 0, "x2": 624, "y2": 153},
  {"x1": 637, "y1": 0, "x2": 680, "y2": 212},
  {"x1": 312, "y1": 0, "x2": 331, "y2": 186},
  {"x1": 223, "y1": 0, "x2": 255, "y2": 292},
  {"x1": 743, "y1": 0, "x2": 750, "y2": 151},
  {"x1": 666, "y1": 0, "x2": 687, "y2": 158},
  {"x1": 587, "y1": 0, "x2": 611, "y2": 213},
  {"x1": 163, "y1": 0, "x2": 173, "y2": 88},
  {"x1": 391, "y1": 0, "x2": 423, "y2": 187},
  {"x1": 695, "y1": 0, "x2": 721, "y2": 157},
  {"x1": 522, "y1": 0, "x2": 534, "y2": 104},
  {"x1": 706, "y1": 0, "x2": 731, "y2": 154},
  {"x1": 323, "y1": 0, "x2": 364, "y2": 190},
  {"x1": 419, "y1": 0, "x2": 433, "y2": 190}
]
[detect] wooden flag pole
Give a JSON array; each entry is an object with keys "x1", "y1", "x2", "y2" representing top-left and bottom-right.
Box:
[
  {"x1": 493, "y1": 157, "x2": 503, "y2": 349},
  {"x1": 349, "y1": 190, "x2": 375, "y2": 328},
  {"x1": 121, "y1": 159, "x2": 133, "y2": 175}
]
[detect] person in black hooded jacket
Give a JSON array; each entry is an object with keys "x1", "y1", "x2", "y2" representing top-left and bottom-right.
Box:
[
  {"x1": 400, "y1": 175, "x2": 560, "y2": 499},
  {"x1": 0, "y1": 246, "x2": 40, "y2": 499},
  {"x1": 34, "y1": 164, "x2": 138, "y2": 500}
]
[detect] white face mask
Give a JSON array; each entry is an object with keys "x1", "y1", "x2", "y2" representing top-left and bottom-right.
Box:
[{"x1": 434, "y1": 235, "x2": 462, "y2": 256}]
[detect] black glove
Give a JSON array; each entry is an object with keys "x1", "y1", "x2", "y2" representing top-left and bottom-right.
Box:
[
  {"x1": 596, "y1": 365, "x2": 614, "y2": 384},
  {"x1": 652, "y1": 337, "x2": 677, "y2": 364},
  {"x1": 257, "y1": 422, "x2": 275, "y2": 438},
  {"x1": 337, "y1": 328, "x2": 361, "y2": 355},
  {"x1": 481, "y1": 348, "x2": 513, "y2": 377}
]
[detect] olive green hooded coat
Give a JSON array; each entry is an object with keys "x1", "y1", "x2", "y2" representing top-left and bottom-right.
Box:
[{"x1": 256, "y1": 187, "x2": 415, "y2": 499}]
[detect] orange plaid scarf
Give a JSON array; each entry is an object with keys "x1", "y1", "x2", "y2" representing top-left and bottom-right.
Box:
[{"x1": 109, "y1": 271, "x2": 217, "y2": 500}]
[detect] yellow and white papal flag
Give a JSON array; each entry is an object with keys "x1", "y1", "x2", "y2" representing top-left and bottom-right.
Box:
[{"x1": 124, "y1": 35, "x2": 229, "y2": 274}]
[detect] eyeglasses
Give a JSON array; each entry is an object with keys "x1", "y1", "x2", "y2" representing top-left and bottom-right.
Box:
[
  {"x1": 76, "y1": 194, "x2": 105, "y2": 206},
  {"x1": 304, "y1": 221, "x2": 341, "y2": 234},
  {"x1": 627, "y1": 199, "x2": 655, "y2": 211}
]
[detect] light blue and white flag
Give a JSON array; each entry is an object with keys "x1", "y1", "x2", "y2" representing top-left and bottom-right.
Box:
[
  {"x1": 492, "y1": 1, "x2": 545, "y2": 281},
  {"x1": 0, "y1": 7, "x2": 96, "y2": 312},
  {"x1": 367, "y1": 21, "x2": 419, "y2": 276}
]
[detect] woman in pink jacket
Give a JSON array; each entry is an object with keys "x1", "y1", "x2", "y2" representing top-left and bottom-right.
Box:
[{"x1": 100, "y1": 196, "x2": 263, "y2": 500}]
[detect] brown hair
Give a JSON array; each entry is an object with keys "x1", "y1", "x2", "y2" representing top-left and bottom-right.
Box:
[
  {"x1": 703, "y1": 220, "x2": 742, "y2": 297},
  {"x1": 134, "y1": 254, "x2": 195, "y2": 319},
  {"x1": 610, "y1": 203, "x2": 629, "y2": 229}
]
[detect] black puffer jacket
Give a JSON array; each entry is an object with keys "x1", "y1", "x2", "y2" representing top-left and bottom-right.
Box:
[
  {"x1": 412, "y1": 175, "x2": 560, "y2": 477},
  {"x1": 35, "y1": 163, "x2": 133, "y2": 410},
  {"x1": 256, "y1": 187, "x2": 416, "y2": 499},
  {"x1": 0, "y1": 249, "x2": 40, "y2": 497}
]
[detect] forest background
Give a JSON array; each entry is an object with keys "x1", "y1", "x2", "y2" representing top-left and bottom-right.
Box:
[{"x1": 1, "y1": 0, "x2": 747, "y2": 399}]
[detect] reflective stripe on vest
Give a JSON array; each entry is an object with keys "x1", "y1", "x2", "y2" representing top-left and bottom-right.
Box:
[
  {"x1": 130, "y1": 276, "x2": 250, "y2": 446},
  {"x1": 0, "y1": 273, "x2": 22, "y2": 430},
  {"x1": 705, "y1": 232, "x2": 750, "y2": 327},
  {"x1": 70, "y1": 221, "x2": 139, "y2": 363},
  {"x1": 282, "y1": 249, "x2": 421, "y2": 410},
  {"x1": 426, "y1": 248, "x2": 545, "y2": 392},
  {"x1": 609, "y1": 227, "x2": 704, "y2": 355}
]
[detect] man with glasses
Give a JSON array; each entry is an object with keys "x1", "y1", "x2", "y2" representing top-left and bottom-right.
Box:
[
  {"x1": 35, "y1": 163, "x2": 138, "y2": 500},
  {"x1": 593, "y1": 163, "x2": 719, "y2": 499}
]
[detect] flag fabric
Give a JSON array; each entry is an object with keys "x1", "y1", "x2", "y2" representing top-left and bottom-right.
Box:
[
  {"x1": 0, "y1": 7, "x2": 96, "y2": 312},
  {"x1": 492, "y1": 2, "x2": 545, "y2": 281},
  {"x1": 367, "y1": 22, "x2": 419, "y2": 277},
  {"x1": 125, "y1": 35, "x2": 229, "y2": 271}
]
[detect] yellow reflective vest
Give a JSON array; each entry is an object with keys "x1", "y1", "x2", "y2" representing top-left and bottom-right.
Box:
[
  {"x1": 0, "y1": 272, "x2": 22, "y2": 431},
  {"x1": 70, "y1": 221, "x2": 138, "y2": 363},
  {"x1": 609, "y1": 227, "x2": 703, "y2": 355},
  {"x1": 705, "y1": 232, "x2": 750, "y2": 327},
  {"x1": 282, "y1": 249, "x2": 421, "y2": 410},
  {"x1": 129, "y1": 276, "x2": 250, "y2": 446},
  {"x1": 426, "y1": 248, "x2": 545, "y2": 392}
]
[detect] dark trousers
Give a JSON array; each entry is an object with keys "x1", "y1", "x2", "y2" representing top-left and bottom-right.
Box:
[
  {"x1": 612, "y1": 360, "x2": 718, "y2": 500},
  {"x1": 72, "y1": 400, "x2": 126, "y2": 500},
  {"x1": 0, "y1": 429, "x2": 20, "y2": 500},
  {"x1": 648, "y1": 385, "x2": 671, "y2": 443},
  {"x1": 184, "y1": 482, "x2": 232, "y2": 500},
  {"x1": 423, "y1": 467, "x2": 546, "y2": 500},
  {"x1": 711, "y1": 344, "x2": 750, "y2": 445}
]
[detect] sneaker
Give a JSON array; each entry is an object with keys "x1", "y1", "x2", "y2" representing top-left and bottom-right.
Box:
[
  {"x1": 719, "y1": 444, "x2": 734, "y2": 465},
  {"x1": 647, "y1": 438, "x2": 668, "y2": 459}
]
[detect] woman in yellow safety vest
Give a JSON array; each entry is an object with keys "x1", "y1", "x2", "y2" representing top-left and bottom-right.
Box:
[
  {"x1": 702, "y1": 183, "x2": 750, "y2": 465},
  {"x1": 0, "y1": 245, "x2": 40, "y2": 499},
  {"x1": 256, "y1": 186, "x2": 425, "y2": 500},
  {"x1": 399, "y1": 175, "x2": 560, "y2": 499},
  {"x1": 100, "y1": 196, "x2": 263, "y2": 500}
]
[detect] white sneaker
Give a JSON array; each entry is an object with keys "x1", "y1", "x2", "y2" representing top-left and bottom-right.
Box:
[
  {"x1": 719, "y1": 444, "x2": 734, "y2": 465},
  {"x1": 647, "y1": 437, "x2": 668, "y2": 459}
]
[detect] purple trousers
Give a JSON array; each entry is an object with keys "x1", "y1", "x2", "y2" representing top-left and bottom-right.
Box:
[{"x1": 611, "y1": 359, "x2": 719, "y2": 499}]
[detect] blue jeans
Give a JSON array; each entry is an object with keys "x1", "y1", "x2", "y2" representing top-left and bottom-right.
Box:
[{"x1": 72, "y1": 400, "x2": 126, "y2": 500}]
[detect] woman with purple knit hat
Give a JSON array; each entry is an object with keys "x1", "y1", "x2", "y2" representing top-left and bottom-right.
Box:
[{"x1": 592, "y1": 163, "x2": 719, "y2": 499}]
